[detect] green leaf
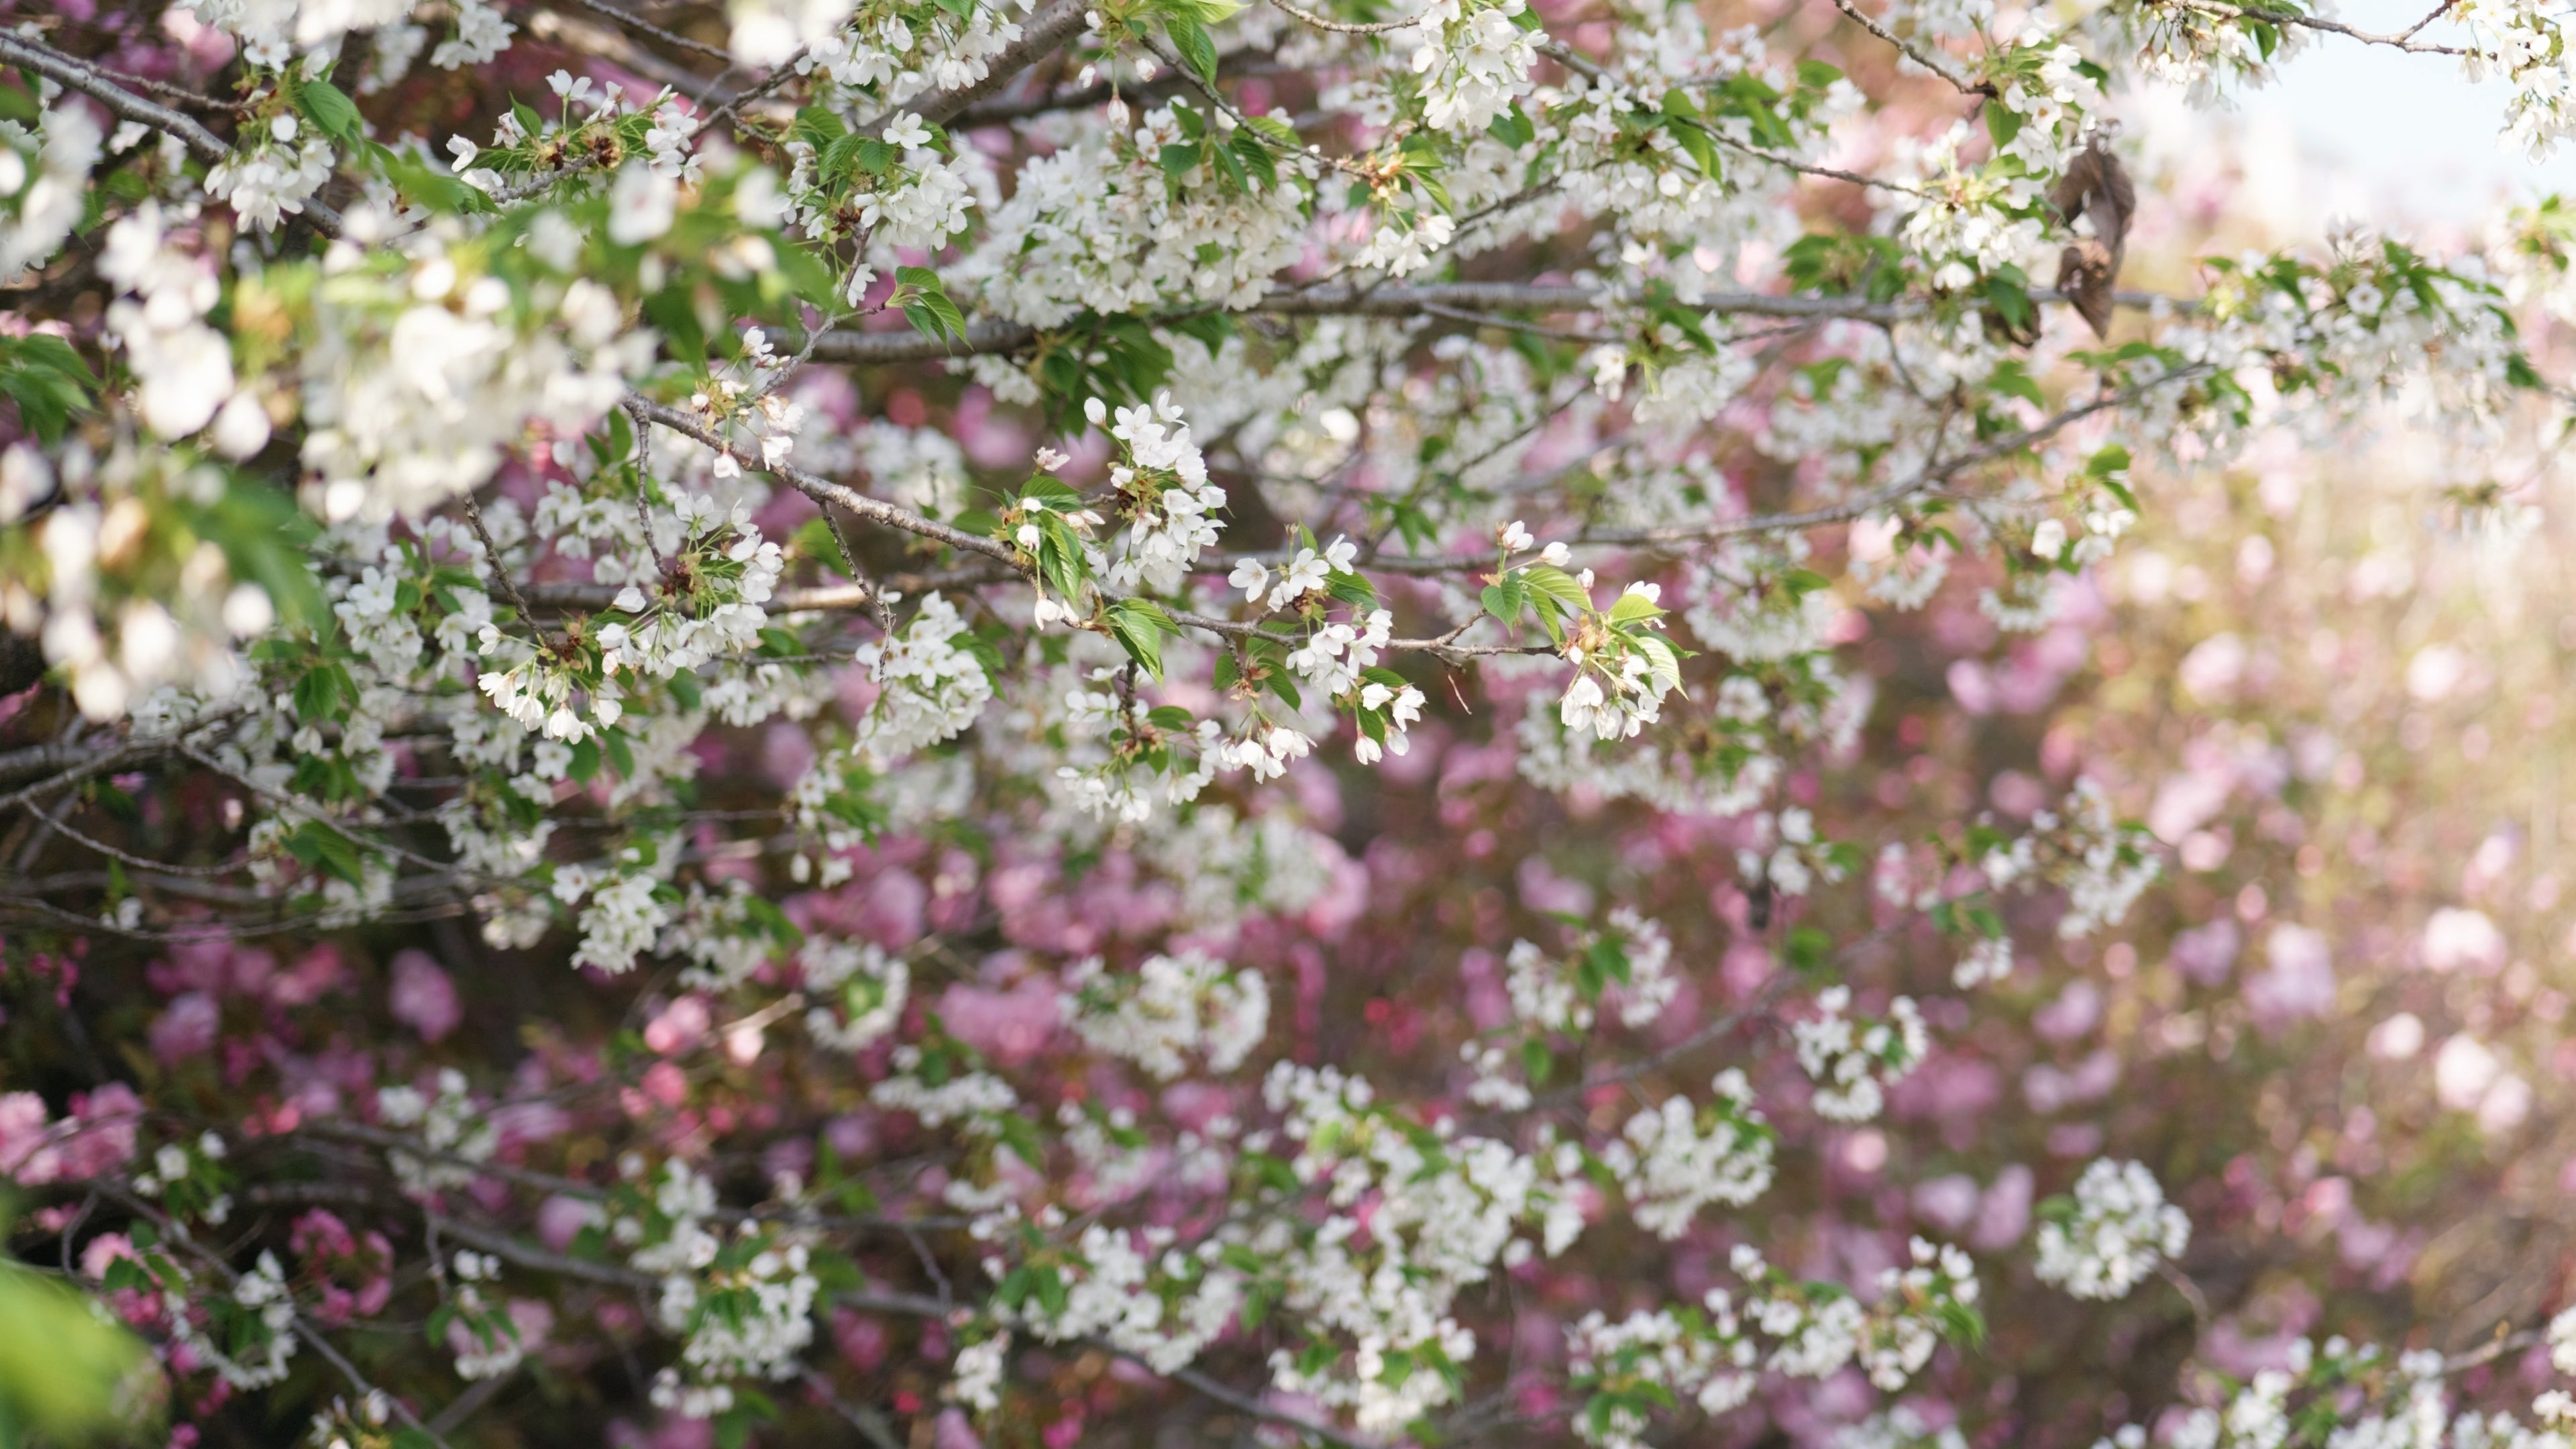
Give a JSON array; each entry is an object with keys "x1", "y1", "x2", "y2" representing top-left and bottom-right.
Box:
[
  {"x1": 1034, "y1": 1269, "x2": 1069, "y2": 1317},
  {"x1": 1664, "y1": 117, "x2": 1720, "y2": 180},
  {"x1": 0, "y1": 1265, "x2": 148, "y2": 1444},
  {"x1": 1152, "y1": 0, "x2": 1245, "y2": 24},
  {"x1": 1263, "y1": 667, "x2": 1302, "y2": 710},
  {"x1": 1517, "y1": 564, "x2": 1592, "y2": 614},
  {"x1": 185, "y1": 477, "x2": 329, "y2": 635},
  {"x1": 294, "y1": 76, "x2": 364, "y2": 143},
  {"x1": 1240, "y1": 1282, "x2": 1277, "y2": 1330},
  {"x1": 1244, "y1": 113, "x2": 1299, "y2": 147},
  {"x1": 1983, "y1": 266, "x2": 2034, "y2": 329},
  {"x1": 1937, "y1": 1299, "x2": 1989, "y2": 1350},
  {"x1": 293, "y1": 665, "x2": 343, "y2": 724},
  {"x1": 1987, "y1": 359, "x2": 2045, "y2": 409},
  {"x1": 1108, "y1": 598, "x2": 1177, "y2": 680},
  {"x1": 1633, "y1": 634, "x2": 1684, "y2": 695},
  {"x1": 1230, "y1": 131, "x2": 1277, "y2": 190},
  {"x1": 0, "y1": 334, "x2": 97, "y2": 443},
  {"x1": 644, "y1": 285, "x2": 708, "y2": 362},
  {"x1": 1165, "y1": 15, "x2": 1219, "y2": 83},
  {"x1": 1984, "y1": 103, "x2": 2023, "y2": 150},
  {"x1": 1784, "y1": 926, "x2": 1832, "y2": 975},
  {"x1": 370, "y1": 141, "x2": 488, "y2": 216},
  {"x1": 1521, "y1": 1037, "x2": 1553, "y2": 1084},
  {"x1": 1606, "y1": 590, "x2": 1663, "y2": 625},
  {"x1": 924, "y1": 290, "x2": 968, "y2": 338},
  {"x1": 284, "y1": 820, "x2": 368, "y2": 888}
]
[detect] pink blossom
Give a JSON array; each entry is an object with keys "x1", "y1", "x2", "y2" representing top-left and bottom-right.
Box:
[
  {"x1": 2422, "y1": 907, "x2": 2505, "y2": 973},
  {"x1": 643, "y1": 996, "x2": 712, "y2": 1055},
  {"x1": 537, "y1": 1194, "x2": 600, "y2": 1250},
  {"x1": 1912, "y1": 1173, "x2": 1980, "y2": 1232},
  {"x1": 150, "y1": 991, "x2": 221, "y2": 1061},
  {"x1": 2244, "y1": 924, "x2": 2336, "y2": 1030},
  {"x1": 0, "y1": 1091, "x2": 58, "y2": 1183},
  {"x1": 80, "y1": 1232, "x2": 138, "y2": 1281},
  {"x1": 1970, "y1": 1165, "x2": 2033, "y2": 1250},
  {"x1": 938, "y1": 976, "x2": 1059, "y2": 1067},
  {"x1": 932, "y1": 1409, "x2": 982, "y2": 1449},
  {"x1": 2033, "y1": 981, "x2": 2104, "y2": 1042},
  {"x1": 389, "y1": 950, "x2": 462, "y2": 1041},
  {"x1": 2169, "y1": 918, "x2": 2241, "y2": 986}
]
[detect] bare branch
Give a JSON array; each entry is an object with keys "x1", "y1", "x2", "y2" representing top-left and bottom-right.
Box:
[
  {"x1": 2145, "y1": 0, "x2": 2469, "y2": 54},
  {"x1": 558, "y1": 0, "x2": 735, "y2": 63},
  {"x1": 1265, "y1": 0, "x2": 1424, "y2": 34},
  {"x1": 1825, "y1": 0, "x2": 1989, "y2": 93},
  {"x1": 629, "y1": 398, "x2": 1027, "y2": 568},
  {"x1": 808, "y1": 282, "x2": 2182, "y2": 363},
  {"x1": 0, "y1": 34, "x2": 233, "y2": 164},
  {"x1": 863, "y1": 0, "x2": 1093, "y2": 137},
  {"x1": 0, "y1": 34, "x2": 345, "y2": 237}
]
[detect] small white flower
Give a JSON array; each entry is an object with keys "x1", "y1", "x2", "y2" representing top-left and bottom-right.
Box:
[
  {"x1": 2030, "y1": 518, "x2": 2068, "y2": 561},
  {"x1": 607, "y1": 160, "x2": 676, "y2": 246},
  {"x1": 1228, "y1": 558, "x2": 1269, "y2": 604},
  {"x1": 882, "y1": 111, "x2": 932, "y2": 150}
]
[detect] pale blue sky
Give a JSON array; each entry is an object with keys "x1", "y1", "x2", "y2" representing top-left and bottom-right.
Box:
[{"x1": 2133, "y1": 3, "x2": 2576, "y2": 234}]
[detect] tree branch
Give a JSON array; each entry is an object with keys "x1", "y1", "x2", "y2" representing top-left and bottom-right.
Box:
[
  {"x1": 629, "y1": 398, "x2": 1026, "y2": 568},
  {"x1": 0, "y1": 33, "x2": 345, "y2": 236},
  {"x1": 2145, "y1": 0, "x2": 2468, "y2": 54},
  {"x1": 1825, "y1": 0, "x2": 1990, "y2": 93},
  {"x1": 864, "y1": 0, "x2": 1093, "y2": 136},
  {"x1": 808, "y1": 282, "x2": 2180, "y2": 364}
]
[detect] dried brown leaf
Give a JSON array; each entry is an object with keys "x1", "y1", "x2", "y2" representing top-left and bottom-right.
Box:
[{"x1": 2051, "y1": 138, "x2": 2133, "y2": 339}]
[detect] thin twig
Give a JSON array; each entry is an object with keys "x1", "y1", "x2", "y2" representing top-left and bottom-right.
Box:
[
  {"x1": 1264, "y1": 0, "x2": 1426, "y2": 35},
  {"x1": 0, "y1": 34, "x2": 346, "y2": 236},
  {"x1": 1825, "y1": 0, "x2": 1990, "y2": 93},
  {"x1": 564, "y1": 0, "x2": 734, "y2": 62},
  {"x1": 458, "y1": 494, "x2": 553, "y2": 651}
]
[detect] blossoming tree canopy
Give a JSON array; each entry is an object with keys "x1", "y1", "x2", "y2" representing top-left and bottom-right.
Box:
[{"x1": 5, "y1": 0, "x2": 2576, "y2": 1440}]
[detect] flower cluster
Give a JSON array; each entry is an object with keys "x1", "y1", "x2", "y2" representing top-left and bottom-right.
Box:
[
  {"x1": 1061, "y1": 951, "x2": 1270, "y2": 1080},
  {"x1": 853, "y1": 592, "x2": 994, "y2": 761},
  {"x1": 1603, "y1": 1071, "x2": 1777, "y2": 1239},
  {"x1": 801, "y1": 937, "x2": 911, "y2": 1051},
  {"x1": 1400, "y1": 0, "x2": 1542, "y2": 135},
  {"x1": 1092, "y1": 393, "x2": 1227, "y2": 593},
  {"x1": 376, "y1": 1070, "x2": 496, "y2": 1195},
  {"x1": 2034, "y1": 1158, "x2": 2191, "y2": 1301},
  {"x1": 1504, "y1": 906, "x2": 1680, "y2": 1033},
  {"x1": 1790, "y1": 987, "x2": 1930, "y2": 1122},
  {"x1": 619, "y1": 1161, "x2": 824, "y2": 1416},
  {"x1": 0, "y1": 102, "x2": 101, "y2": 277},
  {"x1": 207, "y1": 109, "x2": 334, "y2": 233}
]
